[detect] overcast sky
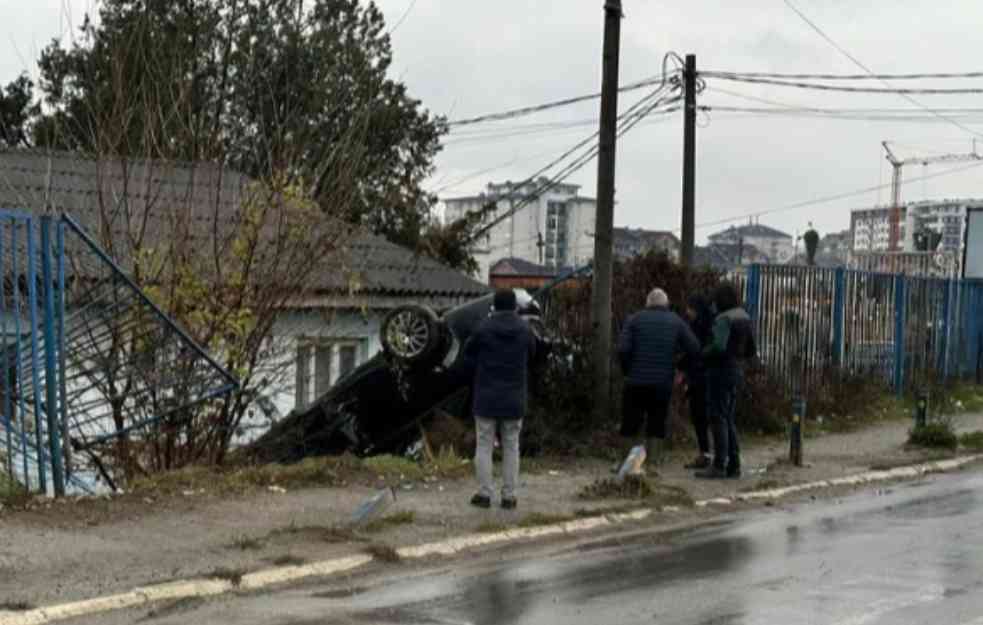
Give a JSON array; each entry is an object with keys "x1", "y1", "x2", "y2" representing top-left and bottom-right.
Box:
[{"x1": 6, "y1": 0, "x2": 983, "y2": 243}]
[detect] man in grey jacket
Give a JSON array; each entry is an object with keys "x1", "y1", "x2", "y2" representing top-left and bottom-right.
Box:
[{"x1": 617, "y1": 288, "x2": 700, "y2": 470}]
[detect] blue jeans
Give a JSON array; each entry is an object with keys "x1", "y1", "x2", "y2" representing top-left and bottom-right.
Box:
[{"x1": 708, "y1": 369, "x2": 741, "y2": 471}]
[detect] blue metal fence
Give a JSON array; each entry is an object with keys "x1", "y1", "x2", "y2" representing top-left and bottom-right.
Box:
[
  {"x1": 0, "y1": 212, "x2": 237, "y2": 497},
  {"x1": 745, "y1": 264, "x2": 983, "y2": 398}
]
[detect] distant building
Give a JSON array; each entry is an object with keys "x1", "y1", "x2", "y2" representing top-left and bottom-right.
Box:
[
  {"x1": 818, "y1": 229, "x2": 852, "y2": 266},
  {"x1": 443, "y1": 179, "x2": 596, "y2": 284},
  {"x1": 693, "y1": 242, "x2": 769, "y2": 273},
  {"x1": 850, "y1": 199, "x2": 983, "y2": 254},
  {"x1": 707, "y1": 223, "x2": 794, "y2": 264},
  {"x1": 488, "y1": 257, "x2": 558, "y2": 291},
  {"x1": 612, "y1": 227, "x2": 680, "y2": 261}
]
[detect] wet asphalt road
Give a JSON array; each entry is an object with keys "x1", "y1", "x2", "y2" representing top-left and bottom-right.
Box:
[{"x1": 120, "y1": 470, "x2": 983, "y2": 625}]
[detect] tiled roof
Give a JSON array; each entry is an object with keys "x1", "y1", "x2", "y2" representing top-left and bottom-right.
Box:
[
  {"x1": 709, "y1": 223, "x2": 793, "y2": 240},
  {"x1": 0, "y1": 150, "x2": 489, "y2": 299},
  {"x1": 489, "y1": 257, "x2": 556, "y2": 277}
]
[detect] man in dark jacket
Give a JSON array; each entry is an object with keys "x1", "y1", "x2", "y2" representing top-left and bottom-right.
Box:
[
  {"x1": 617, "y1": 288, "x2": 700, "y2": 471},
  {"x1": 462, "y1": 289, "x2": 536, "y2": 510},
  {"x1": 683, "y1": 293, "x2": 714, "y2": 469},
  {"x1": 696, "y1": 283, "x2": 757, "y2": 480}
]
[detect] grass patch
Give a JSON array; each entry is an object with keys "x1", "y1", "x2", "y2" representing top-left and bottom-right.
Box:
[
  {"x1": 578, "y1": 476, "x2": 694, "y2": 508},
  {"x1": 578, "y1": 476, "x2": 654, "y2": 500},
  {"x1": 268, "y1": 522, "x2": 363, "y2": 544},
  {"x1": 131, "y1": 449, "x2": 473, "y2": 498},
  {"x1": 364, "y1": 543, "x2": 401, "y2": 563},
  {"x1": 228, "y1": 534, "x2": 264, "y2": 551},
  {"x1": 959, "y1": 430, "x2": 983, "y2": 451},
  {"x1": 0, "y1": 471, "x2": 30, "y2": 508},
  {"x1": 361, "y1": 511, "x2": 416, "y2": 534},
  {"x1": 269, "y1": 554, "x2": 306, "y2": 567},
  {"x1": 908, "y1": 422, "x2": 958, "y2": 451},
  {"x1": 208, "y1": 567, "x2": 246, "y2": 587},
  {"x1": 475, "y1": 521, "x2": 510, "y2": 534},
  {"x1": 361, "y1": 456, "x2": 426, "y2": 482},
  {"x1": 0, "y1": 601, "x2": 34, "y2": 612},
  {"x1": 516, "y1": 512, "x2": 574, "y2": 528}
]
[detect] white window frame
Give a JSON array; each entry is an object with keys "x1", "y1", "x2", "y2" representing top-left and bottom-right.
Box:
[{"x1": 295, "y1": 337, "x2": 367, "y2": 410}]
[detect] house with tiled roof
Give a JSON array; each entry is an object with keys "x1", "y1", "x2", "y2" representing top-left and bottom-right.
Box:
[
  {"x1": 708, "y1": 222, "x2": 795, "y2": 264},
  {"x1": 488, "y1": 257, "x2": 560, "y2": 290},
  {"x1": 612, "y1": 227, "x2": 680, "y2": 261},
  {"x1": 0, "y1": 150, "x2": 489, "y2": 422}
]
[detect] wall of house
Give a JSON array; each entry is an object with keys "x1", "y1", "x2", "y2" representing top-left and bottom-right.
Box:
[{"x1": 263, "y1": 308, "x2": 381, "y2": 427}]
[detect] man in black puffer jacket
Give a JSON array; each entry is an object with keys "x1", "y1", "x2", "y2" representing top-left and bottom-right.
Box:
[
  {"x1": 695, "y1": 283, "x2": 758, "y2": 480},
  {"x1": 462, "y1": 289, "x2": 536, "y2": 511},
  {"x1": 617, "y1": 288, "x2": 700, "y2": 471}
]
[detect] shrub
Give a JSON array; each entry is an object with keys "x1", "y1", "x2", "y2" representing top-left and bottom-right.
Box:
[
  {"x1": 908, "y1": 421, "x2": 958, "y2": 450},
  {"x1": 959, "y1": 431, "x2": 983, "y2": 451}
]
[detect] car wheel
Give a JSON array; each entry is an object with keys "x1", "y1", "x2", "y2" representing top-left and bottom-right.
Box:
[{"x1": 381, "y1": 305, "x2": 445, "y2": 366}]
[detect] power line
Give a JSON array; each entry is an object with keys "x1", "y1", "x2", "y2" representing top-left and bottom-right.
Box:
[
  {"x1": 465, "y1": 86, "x2": 682, "y2": 243},
  {"x1": 446, "y1": 73, "x2": 680, "y2": 127},
  {"x1": 685, "y1": 160, "x2": 983, "y2": 233},
  {"x1": 705, "y1": 74, "x2": 983, "y2": 95},
  {"x1": 702, "y1": 70, "x2": 983, "y2": 81},
  {"x1": 783, "y1": 0, "x2": 983, "y2": 140}
]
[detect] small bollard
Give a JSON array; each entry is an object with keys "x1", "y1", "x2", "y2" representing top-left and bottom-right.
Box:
[
  {"x1": 914, "y1": 390, "x2": 929, "y2": 428},
  {"x1": 790, "y1": 396, "x2": 806, "y2": 467}
]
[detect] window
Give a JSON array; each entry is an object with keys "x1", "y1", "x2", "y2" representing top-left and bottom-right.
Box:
[{"x1": 295, "y1": 340, "x2": 364, "y2": 409}]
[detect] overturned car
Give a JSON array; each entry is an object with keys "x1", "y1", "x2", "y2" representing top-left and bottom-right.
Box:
[{"x1": 249, "y1": 288, "x2": 553, "y2": 462}]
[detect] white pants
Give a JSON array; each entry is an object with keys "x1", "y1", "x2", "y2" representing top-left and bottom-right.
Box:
[{"x1": 474, "y1": 417, "x2": 522, "y2": 500}]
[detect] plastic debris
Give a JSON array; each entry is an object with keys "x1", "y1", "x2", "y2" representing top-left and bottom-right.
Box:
[
  {"x1": 616, "y1": 445, "x2": 647, "y2": 481},
  {"x1": 351, "y1": 487, "x2": 397, "y2": 527}
]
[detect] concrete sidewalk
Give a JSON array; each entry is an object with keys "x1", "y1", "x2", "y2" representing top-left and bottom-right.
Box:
[{"x1": 2, "y1": 411, "x2": 982, "y2": 609}]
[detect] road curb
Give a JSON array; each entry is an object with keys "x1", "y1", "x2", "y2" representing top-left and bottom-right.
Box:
[{"x1": 1, "y1": 454, "x2": 978, "y2": 625}]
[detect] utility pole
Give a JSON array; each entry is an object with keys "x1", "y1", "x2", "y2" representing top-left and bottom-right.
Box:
[
  {"x1": 591, "y1": 0, "x2": 622, "y2": 423},
  {"x1": 680, "y1": 54, "x2": 697, "y2": 267}
]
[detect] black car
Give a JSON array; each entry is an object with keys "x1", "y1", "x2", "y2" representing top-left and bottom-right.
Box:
[{"x1": 249, "y1": 288, "x2": 551, "y2": 462}]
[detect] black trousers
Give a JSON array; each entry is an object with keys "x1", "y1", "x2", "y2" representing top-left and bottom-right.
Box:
[
  {"x1": 707, "y1": 369, "x2": 741, "y2": 471},
  {"x1": 688, "y1": 382, "x2": 710, "y2": 455},
  {"x1": 620, "y1": 385, "x2": 672, "y2": 439}
]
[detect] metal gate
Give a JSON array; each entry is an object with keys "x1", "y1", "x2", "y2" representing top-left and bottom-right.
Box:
[{"x1": 0, "y1": 212, "x2": 237, "y2": 496}]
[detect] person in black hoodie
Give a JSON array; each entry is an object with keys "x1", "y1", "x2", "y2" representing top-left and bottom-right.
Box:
[
  {"x1": 682, "y1": 293, "x2": 714, "y2": 469},
  {"x1": 462, "y1": 289, "x2": 537, "y2": 510},
  {"x1": 695, "y1": 284, "x2": 757, "y2": 480}
]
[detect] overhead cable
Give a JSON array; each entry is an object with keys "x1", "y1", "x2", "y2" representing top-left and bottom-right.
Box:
[
  {"x1": 685, "y1": 160, "x2": 983, "y2": 233},
  {"x1": 783, "y1": 0, "x2": 983, "y2": 140},
  {"x1": 702, "y1": 70, "x2": 983, "y2": 81},
  {"x1": 447, "y1": 73, "x2": 681, "y2": 127},
  {"x1": 706, "y1": 74, "x2": 983, "y2": 95}
]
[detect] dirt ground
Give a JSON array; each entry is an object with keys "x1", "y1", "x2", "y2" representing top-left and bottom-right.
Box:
[{"x1": 2, "y1": 411, "x2": 983, "y2": 608}]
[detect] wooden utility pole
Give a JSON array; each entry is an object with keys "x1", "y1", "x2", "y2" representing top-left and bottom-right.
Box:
[
  {"x1": 681, "y1": 54, "x2": 697, "y2": 267},
  {"x1": 591, "y1": 0, "x2": 622, "y2": 422}
]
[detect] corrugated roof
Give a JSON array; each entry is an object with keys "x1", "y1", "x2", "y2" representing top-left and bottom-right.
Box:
[{"x1": 0, "y1": 150, "x2": 489, "y2": 299}]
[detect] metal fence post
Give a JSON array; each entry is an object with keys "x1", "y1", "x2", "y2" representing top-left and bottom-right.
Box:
[
  {"x1": 56, "y1": 220, "x2": 70, "y2": 479},
  {"x1": 26, "y1": 217, "x2": 48, "y2": 493},
  {"x1": 40, "y1": 216, "x2": 65, "y2": 497},
  {"x1": 938, "y1": 279, "x2": 952, "y2": 379},
  {"x1": 746, "y1": 264, "x2": 761, "y2": 325},
  {"x1": 893, "y1": 274, "x2": 907, "y2": 397},
  {"x1": 832, "y1": 268, "x2": 845, "y2": 367}
]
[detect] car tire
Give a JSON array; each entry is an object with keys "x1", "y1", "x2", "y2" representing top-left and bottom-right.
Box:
[{"x1": 381, "y1": 305, "x2": 445, "y2": 367}]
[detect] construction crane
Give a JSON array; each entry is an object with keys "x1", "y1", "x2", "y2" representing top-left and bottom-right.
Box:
[{"x1": 882, "y1": 140, "x2": 982, "y2": 251}]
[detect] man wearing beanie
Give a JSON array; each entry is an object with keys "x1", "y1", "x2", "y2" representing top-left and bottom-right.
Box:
[{"x1": 462, "y1": 288, "x2": 537, "y2": 510}]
